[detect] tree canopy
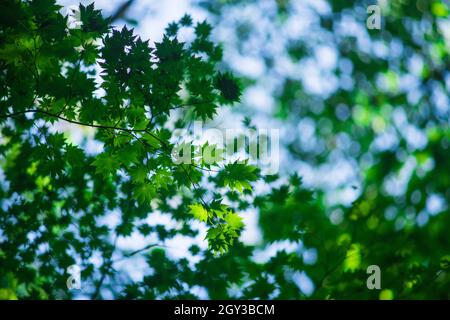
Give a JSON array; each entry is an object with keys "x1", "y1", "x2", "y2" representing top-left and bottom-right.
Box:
[{"x1": 0, "y1": 0, "x2": 449, "y2": 300}]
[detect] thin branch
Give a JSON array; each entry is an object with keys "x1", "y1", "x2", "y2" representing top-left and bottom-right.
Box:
[
  {"x1": 1, "y1": 109, "x2": 146, "y2": 134},
  {"x1": 111, "y1": 243, "x2": 162, "y2": 264},
  {"x1": 109, "y1": 0, "x2": 136, "y2": 23},
  {"x1": 2, "y1": 108, "x2": 215, "y2": 207}
]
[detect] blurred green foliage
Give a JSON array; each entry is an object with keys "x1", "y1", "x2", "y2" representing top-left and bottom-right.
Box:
[{"x1": 194, "y1": 0, "x2": 450, "y2": 299}]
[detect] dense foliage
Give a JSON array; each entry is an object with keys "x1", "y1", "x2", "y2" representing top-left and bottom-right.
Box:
[{"x1": 0, "y1": 0, "x2": 449, "y2": 300}]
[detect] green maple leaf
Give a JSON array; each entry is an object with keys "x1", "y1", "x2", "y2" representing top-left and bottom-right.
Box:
[
  {"x1": 189, "y1": 203, "x2": 209, "y2": 222},
  {"x1": 165, "y1": 22, "x2": 179, "y2": 37},
  {"x1": 179, "y1": 14, "x2": 193, "y2": 26},
  {"x1": 152, "y1": 169, "x2": 172, "y2": 190},
  {"x1": 195, "y1": 20, "x2": 212, "y2": 38},
  {"x1": 134, "y1": 182, "x2": 156, "y2": 205},
  {"x1": 196, "y1": 142, "x2": 224, "y2": 167},
  {"x1": 193, "y1": 101, "x2": 218, "y2": 120},
  {"x1": 155, "y1": 36, "x2": 184, "y2": 62},
  {"x1": 205, "y1": 224, "x2": 239, "y2": 254},
  {"x1": 130, "y1": 165, "x2": 148, "y2": 184},
  {"x1": 217, "y1": 161, "x2": 259, "y2": 192},
  {"x1": 116, "y1": 143, "x2": 140, "y2": 165},
  {"x1": 224, "y1": 212, "x2": 244, "y2": 230},
  {"x1": 79, "y1": 2, "x2": 108, "y2": 34},
  {"x1": 65, "y1": 144, "x2": 85, "y2": 167},
  {"x1": 91, "y1": 152, "x2": 120, "y2": 176},
  {"x1": 214, "y1": 72, "x2": 241, "y2": 103}
]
